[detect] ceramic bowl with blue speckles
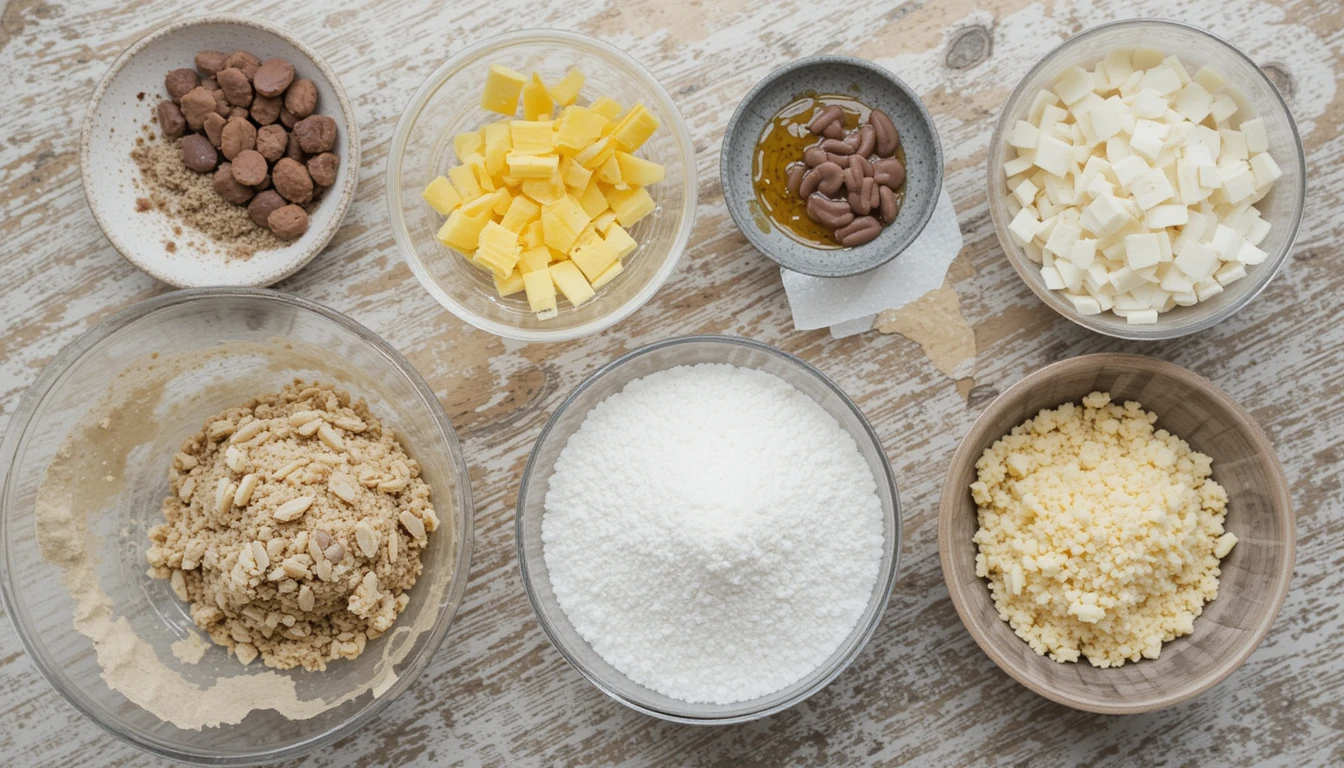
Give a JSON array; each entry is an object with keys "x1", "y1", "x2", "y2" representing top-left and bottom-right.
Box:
[{"x1": 720, "y1": 56, "x2": 943, "y2": 278}]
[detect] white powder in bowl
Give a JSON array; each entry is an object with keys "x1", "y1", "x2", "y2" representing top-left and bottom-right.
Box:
[{"x1": 541, "y1": 363, "x2": 886, "y2": 705}]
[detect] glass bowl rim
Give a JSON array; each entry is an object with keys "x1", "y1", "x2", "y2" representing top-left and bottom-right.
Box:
[
  {"x1": 384, "y1": 28, "x2": 699, "y2": 343},
  {"x1": 514, "y1": 333, "x2": 903, "y2": 724},
  {"x1": 0, "y1": 286, "x2": 475, "y2": 765},
  {"x1": 985, "y1": 17, "x2": 1308, "y2": 341}
]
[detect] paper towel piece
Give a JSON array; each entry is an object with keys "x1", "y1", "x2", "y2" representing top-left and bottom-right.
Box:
[{"x1": 781, "y1": 188, "x2": 963, "y2": 334}]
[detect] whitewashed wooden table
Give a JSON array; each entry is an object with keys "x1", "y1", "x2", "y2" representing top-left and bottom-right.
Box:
[{"x1": 2, "y1": 1, "x2": 1341, "y2": 765}]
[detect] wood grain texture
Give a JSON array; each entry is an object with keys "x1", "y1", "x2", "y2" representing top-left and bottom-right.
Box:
[{"x1": 1, "y1": 0, "x2": 1341, "y2": 766}]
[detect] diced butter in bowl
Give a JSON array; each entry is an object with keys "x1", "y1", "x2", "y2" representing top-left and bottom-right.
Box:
[
  {"x1": 387, "y1": 31, "x2": 697, "y2": 343},
  {"x1": 987, "y1": 19, "x2": 1305, "y2": 340}
]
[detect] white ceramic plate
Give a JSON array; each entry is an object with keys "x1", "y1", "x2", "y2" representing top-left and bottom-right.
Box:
[{"x1": 81, "y1": 14, "x2": 360, "y2": 287}]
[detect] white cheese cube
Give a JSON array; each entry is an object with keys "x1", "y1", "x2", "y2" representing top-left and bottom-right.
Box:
[
  {"x1": 1076, "y1": 111, "x2": 1098, "y2": 145},
  {"x1": 1039, "y1": 103, "x2": 1068, "y2": 134},
  {"x1": 1084, "y1": 262, "x2": 1109, "y2": 291},
  {"x1": 1134, "y1": 89, "x2": 1168, "y2": 119},
  {"x1": 1089, "y1": 98, "x2": 1124, "y2": 141},
  {"x1": 1028, "y1": 89, "x2": 1061, "y2": 124},
  {"x1": 1220, "y1": 129, "x2": 1248, "y2": 161},
  {"x1": 1111, "y1": 155, "x2": 1150, "y2": 186},
  {"x1": 1045, "y1": 221, "x2": 1082, "y2": 257},
  {"x1": 1130, "y1": 168, "x2": 1175, "y2": 210},
  {"x1": 1160, "y1": 269, "x2": 1195, "y2": 294},
  {"x1": 1129, "y1": 119, "x2": 1169, "y2": 161},
  {"x1": 1174, "y1": 242, "x2": 1219, "y2": 281},
  {"x1": 1008, "y1": 120, "x2": 1040, "y2": 149},
  {"x1": 1041, "y1": 265, "x2": 1066, "y2": 290},
  {"x1": 1004, "y1": 152, "x2": 1036, "y2": 177},
  {"x1": 1249, "y1": 153, "x2": 1282, "y2": 187},
  {"x1": 1215, "y1": 262, "x2": 1247, "y2": 286},
  {"x1": 1176, "y1": 160, "x2": 1203, "y2": 204},
  {"x1": 1193, "y1": 65, "x2": 1226, "y2": 93},
  {"x1": 1126, "y1": 308, "x2": 1159, "y2": 325},
  {"x1": 1145, "y1": 204, "x2": 1189, "y2": 229},
  {"x1": 1220, "y1": 166, "x2": 1257, "y2": 204},
  {"x1": 1071, "y1": 92, "x2": 1105, "y2": 117},
  {"x1": 1198, "y1": 163, "x2": 1222, "y2": 189},
  {"x1": 1056, "y1": 259, "x2": 1084, "y2": 292},
  {"x1": 1124, "y1": 233, "x2": 1163, "y2": 270},
  {"x1": 1210, "y1": 224, "x2": 1243, "y2": 261},
  {"x1": 1012, "y1": 178, "x2": 1039, "y2": 207},
  {"x1": 1054, "y1": 65, "x2": 1096, "y2": 106},
  {"x1": 1103, "y1": 49, "x2": 1135, "y2": 88},
  {"x1": 1077, "y1": 156, "x2": 1112, "y2": 191},
  {"x1": 1008, "y1": 208, "x2": 1043, "y2": 246},
  {"x1": 1172, "y1": 290, "x2": 1199, "y2": 306},
  {"x1": 1172, "y1": 212, "x2": 1210, "y2": 254},
  {"x1": 1118, "y1": 71, "x2": 1144, "y2": 98},
  {"x1": 1191, "y1": 125, "x2": 1222, "y2": 162},
  {"x1": 1194, "y1": 279, "x2": 1224, "y2": 302},
  {"x1": 1038, "y1": 197, "x2": 1060, "y2": 219},
  {"x1": 1210, "y1": 92, "x2": 1239, "y2": 124},
  {"x1": 1132, "y1": 48, "x2": 1166, "y2": 70},
  {"x1": 1172, "y1": 81, "x2": 1213, "y2": 123},
  {"x1": 1150, "y1": 287, "x2": 1174, "y2": 311},
  {"x1": 1037, "y1": 213, "x2": 1060, "y2": 242},
  {"x1": 1087, "y1": 194, "x2": 1132, "y2": 237},
  {"x1": 1241, "y1": 117, "x2": 1269, "y2": 153},
  {"x1": 1023, "y1": 241, "x2": 1044, "y2": 264},
  {"x1": 1034, "y1": 133, "x2": 1073, "y2": 177},
  {"x1": 1066, "y1": 293, "x2": 1103, "y2": 315},
  {"x1": 1246, "y1": 216, "x2": 1272, "y2": 247},
  {"x1": 1109, "y1": 265, "x2": 1148, "y2": 293},
  {"x1": 1115, "y1": 293, "x2": 1149, "y2": 312},
  {"x1": 1106, "y1": 135, "x2": 1133, "y2": 164},
  {"x1": 1069, "y1": 238, "x2": 1098, "y2": 269},
  {"x1": 1139, "y1": 66, "x2": 1183, "y2": 96},
  {"x1": 1236, "y1": 240, "x2": 1269, "y2": 266},
  {"x1": 1164, "y1": 55, "x2": 1192, "y2": 85}
]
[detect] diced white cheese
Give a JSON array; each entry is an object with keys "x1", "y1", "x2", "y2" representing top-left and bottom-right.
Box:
[
  {"x1": 1004, "y1": 151, "x2": 1035, "y2": 177},
  {"x1": 1035, "y1": 133, "x2": 1073, "y2": 177},
  {"x1": 1246, "y1": 217, "x2": 1272, "y2": 247},
  {"x1": 1008, "y1": 208, "x2": 1042, "y2": 246},
  {"x1": 1012, "y1": 178, "x2": 1039, "y2": 207},
  {"x1": 1109, "y1": 265, "x2": 1149, "y2": 293},
  {"x1": 1069, "y1": 238, "x2": 1098, "y2": 270},
  {"x1": 1105, "y1": 135, "x2": 1133, "y2": 164},
  {"x1": 1214, "y1": 262, "x2": 1247, "y2": 286},
  {"x1": 1132, "y1": 48, "x2": 1166, "y2": 70},
  {"x1": 1194, "y1": 279, "x2": 1224, "y2": 302},
  {"x1": 1236, "y1": 240, "x2": 1269, "y2": 266},
  {"x1": 1139, "y1": 66, "x2": 1183, "y2": 96},
  {"x1": 1174, "y1": 242, "x2": 1219, "y2": 281},
  {"x1": 1172, "y1": 81, "x2": 1213, "y2": 123},
  {"x1": 1041, "y1": 265, "x2": 1066, "y2": 290},
  {"x1": 1124, "y1": 233, "x2": 1163, "y2": 270},
  {"x1": 1130, "y1": 168, "x2": 1175, "y2": 210},
  {"x1": 1176, "y1": 160, "x2": 1203, "y2": 205},
  {"x1": 1066, "y1": 293, "x2": 1103, "y2": 315},
  {"x1": 1193, "y1": 65, "x2": 1226, "y2": 93},
  {"x1": 1112, "y1": 155, "x2": 1150, "y2": 186},
  {"x1": 1209, "y1": 92, "x2": 1239, "y2": 124},
  {"x1": 1241, "y1": 117, "x2": 1269, "y2": 153},
  {"x1": 1056, "y1": 259, "x2": 1084, "y2": 292},
  {"x1": 1220, "y1": 165, "x2": 1257, "y2": 204},
  {"x1": 1210, "y1": 224, "x2": 1243, "y2": 261},
  {"x1": 1127, "y1": 308, "x2": 1159, "y2": 325},
  {"x1": 1028, "y1": 89, "x2": 1061, "y2": 124},
  {"x1": 1249, "y1": 153, "x2": 1282, "y2": 187},
  {"x1": 1220, "y1": 129, "x2": 1248, "y2": 161},
  {"x1": 1009, "y1": 120, "x2": 1040, "y2": 149},
  {"x1": 1086, "y1": 194, "x2": 1132, "y2": 237},
  {"x1": 1191, "y1": 125, "x2": 1222, "y2": 162},
  {"x1": 1160, "y1": 269, "x2": 1196, "y2": 294},
  {"x1": 1129, "y1": 119, "x2": 1169, "y2": 161},
  {"x1": 1039, "y1": 103, "x2": 1068, "y2": 134},
  {"x1": 1163, "y1": 55, "x2": 1191, "y2": 85},
  {"x1": 1133, "y1": 89, "x2": 1168, "y2": 119},
  {"x1": 1054, "y1": 65, "x2": 1096, "y2": 106},
  {"x1": 1103, "y1": 49, "x2": 1135, "y2": 88},
  {"x1": 1071, "y1": 92, "x2": 1105, "y2": 117},
  {"x1": 1089, "y1": 98, "x2": 1124, "y2": 141},
  {"x1": 1145, "y1": 204, "x2": 1189, "y2": 229},
  {"x1": 1172, "y1": 290, "x2": 1199, "y2": 306}
]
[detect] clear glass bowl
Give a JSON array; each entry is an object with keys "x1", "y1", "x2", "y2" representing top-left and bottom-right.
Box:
[
  {"x1": 987, "y1": 19, "x2": 1306, "y2": 340},
  {"x1": 0, "y1": 289, "x2": 473, "y2": 765},
  {"x1": 515, "y1": 335, "x2": 901, "y2": 723},
  {"x1": 386, "y1": 30, "x2": 697, "y2": 343}
]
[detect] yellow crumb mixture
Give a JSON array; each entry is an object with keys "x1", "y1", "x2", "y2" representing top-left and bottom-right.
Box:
[{"x1": 970, "y1": 392, "x2": 1237, "y2": 667}]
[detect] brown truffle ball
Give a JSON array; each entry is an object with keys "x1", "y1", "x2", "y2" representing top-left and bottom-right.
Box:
[
  {"x1": 307, "y1": 152, "x2": 339, "y2": 187},
  {"x1": 157, "y1": 100, "x2": 186, "y2": 139},
  {"x1": 220, "y1": 117, "x2": 258, "y2": 160},
  {"x1": 194, "y1": 50, "x2": 229, "y2": 77},
  {"x1": 256, "y1": 124, "x2": 288, "y2": 162},
  {"x1": 164, "y1": 68, "x2": 199, "y2": 104},
  {"x1": 283, "y1": 79, "x2": 318, "y2": 119},
  {"x1": 251, "y1": 94, "x2": 281, "y2": 125},
  {"x1": 271, "y1": 157, "x2": 314, "y2": 203},
  {"x1": 293, "y1": 115, "x2": 337, "y2": 154},
  {"x1": 230, "y1": 149, "x2": 269, "y2": 187},
  {"x1": 180, "y1": 134, "x2": 219, "y2": 173},
  {"x1": 247, "y1": 190, "x2": 287, "y2": 228},
  {"x1": 253, "y1": 58, "x2": 295, "y2": 97},
  {"x1": 223, "y1": 50, "x2": 261, "y2": 79},
  {"x1": 213, "y1": 163, "x2": 255, "y2": 204},
  {"x1": 267, "y1": 204, "x2": 309, "y2": 240},
  {"x1": 179, "y1": 87, "x2": 218, "y2": 131}
]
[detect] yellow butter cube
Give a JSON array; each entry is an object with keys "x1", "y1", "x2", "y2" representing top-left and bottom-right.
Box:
[
  {"x1": 483, "y1": 121, "x2": 512, "y2": 177},
  {"x1": 548, "y1": 69, "x2": 585, "y2": 107},
  {"x1": 500, "y1": 195, "x2": 541, "y2": 233},
  {"x1": 591, "y1": 260, "x2": 624, "y2": 289},
  {"x1": 510, "y1": 120, "x2": 554, "y2": 155},
  {"x1": 592, "y1": 210, "x2": 618, "y2": 234},
  {"x1": 507, "y1": 152, "x2": 559, "y2": 179},
  {"x1": 521, "y1": 219, "x2": 545, "y2": 250},
  {"x1": 548, "y1": 247, "x2": 568, "y2": 263},
  {"x1": 448, "y1": 164, "x2": 483, "y2": 202},
  {"x1": 575, "y1": 137, "x2": 616, "y2": 170},
  {"x1": 550, "y1": 261, "x2": 595, "y2": 306},
  {"x1": 494, "y1": 269, "x2": 525, "y2": 297},
  {"x1": 470, "y1": 158, "x2": 495, "y2": 192},
  {"x1": 571, "y1": 222, "x2": 602, "y2": 253},
  {"x1": 481, "y1": 64, "x2": 527, "y2": 115},
  {"x1": 492, "y1": 187, "x2": 514, "y2": 215},
  {"x1": 437, "y1": 209, "x2": 490, "y2": 252},
  {"x1": 474, "y1": 221, "x2": 522, "y2": 277},
  {"x1": 522, "y1": 268, "x2": 557, "y2": 317},
  {"x1": 610, "y1": 102, "x2": 659, "y2": 151},
  {"x1": 556, "y1": 106, "x2": 610, "y2": 151},
  {"x1": 570, "y1": 236, "x2": 617, "y2": 282},
  {"x1": 421, "y1": 175, "x2": 461, "y2": 214},
  {"x1": 522, "y1": 172, "x2": 567, "y2": 205},
  {"x1": 616, "y1": 152, "x2": 665, "y2": 186},
  {"x1": 454, "y1": 131, "x2": 484, "y2": 163},
  {"x1": 522, "y1": 73, "x2": 554, "y2": 121},
  {"x1": 461, "y1": 187, "x2": 505, "y2": 218},
  {"x1": 578, "y1": 181, "x2": 610, "y2": 219},
  {"x1": 597, "y1": 154, "x2": 624, "y2": 187},
  {"x1": 604, "y1": 223, "x2": 638, "y2": 259},
  {"x1": 518, "y1": 246, "x2": 551, "y2": 274},
  {"x1": 605, "y1": 185, "x2": 655, "y2": 227},
  {"x1": 561, "y1": 156, "x2": 593, "y2": 189},
  {"x1": 541, "y1": 195, "x2": 591, "y2": 253},
  {"x1": 590, "y1": 96, "x2": 623, "y2": 121}
]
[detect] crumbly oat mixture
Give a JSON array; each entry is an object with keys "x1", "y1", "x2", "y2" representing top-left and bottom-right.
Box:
[
  {"x1": 147, "y1": 381, "x2": 439, "y2": 671},
  {"x1": 130, "y1": 135, "x2": 284, "y2": 260}
]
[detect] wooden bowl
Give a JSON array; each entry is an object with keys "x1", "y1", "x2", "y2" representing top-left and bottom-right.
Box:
[{"x1": 938, "y1": 354, "x2": 1294, "y2": 714}]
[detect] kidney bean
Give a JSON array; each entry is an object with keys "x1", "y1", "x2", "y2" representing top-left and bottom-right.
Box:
[
  {"x1": 854, "y1": 124, "x2": 876, "y2": 158},
  {"x1": 835, "y1": 216, "x2": 882, "y2": 246},
  {"x1": 869, "y1": 109, "x2": 900, "y2": 157},
  {"x1": 808, "y1": 105, "x2": 844, "y2": 136},
  {"x1": 849, "y1": 177, "x2": 879, "y2": 216},
  {"x1": 843, "y1": 130, "x2": 861, "y2": 151},
  {"x1": 826, "y1": 152, "x2": 851, "y2": 165},
  {"x1": 785, "y1": 162, "x2": 806, "y2": 197},
  {"x1": 822, "y1": 121, "x2": 845, "y2": 140},
  {"x1": 806, "y1": 193, "x2": 855, "y2": 230},
  {"x1": 878, "y1": 185, "x2": 900, "y2": 224},
  {"x1": 873, "y1": 158, "x2": 906, "y2": 189},
  {"x1": 815, "y1": 161, "x2": 845, "y2": 195},
  {"x1": 820, "y1": 138, "x2": 853, "y2": 156},
  {"x1": 803, "y1": 146, "x2": 828, "y2": 167},
  {"x1": 843, "y1": 163, "x2": 862, "y2": 194},
  {"x1": 850, "y1": 154, "x2": 873, "y2": 179}
]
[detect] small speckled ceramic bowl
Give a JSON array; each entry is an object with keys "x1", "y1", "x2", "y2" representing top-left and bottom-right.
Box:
[
  {"x1": 81, "y1": 14, "x2": 359, "y2": 287},
  {"x1": 720, "y1": 56, "x2": 943, "y2": 278}
]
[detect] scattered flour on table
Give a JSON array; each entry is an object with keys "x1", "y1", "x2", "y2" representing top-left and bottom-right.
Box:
[{"x1": 542, "y1": 363, "x2": 886, "y2": 705}]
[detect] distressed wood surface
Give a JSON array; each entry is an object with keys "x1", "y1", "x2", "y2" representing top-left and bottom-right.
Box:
[{"x1": 2, "y1": 0, "x2": 1341, "y2": 765}]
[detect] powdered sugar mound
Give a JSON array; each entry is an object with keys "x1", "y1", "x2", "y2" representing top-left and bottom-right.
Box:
[{"x1": 542, "y1": 363, "x2": 885, "y2": 705}]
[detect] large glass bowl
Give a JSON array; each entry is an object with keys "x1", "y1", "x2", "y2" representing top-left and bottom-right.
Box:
[
  {"x1": 0, "y1": 289, "x2": 473, "y2": 765},
  {"x1": 386, "y1": 30, "x2": 697, "y2": 343},
  {"x1": 987, "y1": 19, "x2": 1306, "y2": 340},
  {"x1": 515, "y1": 336, "x2": 901, "y2": 723}
]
